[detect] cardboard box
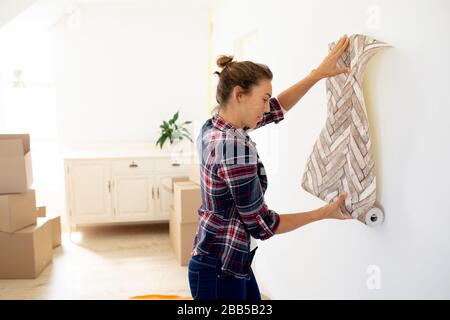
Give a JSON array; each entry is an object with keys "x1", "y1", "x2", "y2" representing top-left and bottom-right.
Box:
[
  {"x1": 38, "y1": 215, "x2": 61, "y2": 248},
  {"x1": 160, "y1": 176, "x2": 189, "y2": 193},
  {"x1": 0, "y1": 189, "x2": 37, "y2": 233},
  {"x1": 173, "y1": 182, "x2": 201, "y2": 224},
  {"x1": 0, "y1": 218, "x2": 53, "y2": 279},
  {"x1": 0, "y1": 134, "x2": 33, "y2": 194},
  {"x1": 169, "y1": 206, "x2": 198, "y2": 266},
  {"x1": 171, "y1": 176, "x2": 190, "y2": 190},
  {"x1": 49, "y1": 216, "x2": 61, "y2": 248},
  {"x1": 36, "y1": 206, "x2": 46, "y2": 217}
]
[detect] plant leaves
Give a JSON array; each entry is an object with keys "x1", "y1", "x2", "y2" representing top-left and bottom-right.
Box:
[
  {"x1": 181, "y1": 133, "x2": 193, "y2": 142},
  {"x1": 173, "y1": 111, "x2": 179, "y2": 123},
  {"x1": 157, "y1": 113, "x2": 194, "y2": 149},
  {"x1": 159, "y1": 135, "x2": 168, "y2": 149},
  {"x1": 156, "y1": 136, "x2": 162, "y2": 146}
]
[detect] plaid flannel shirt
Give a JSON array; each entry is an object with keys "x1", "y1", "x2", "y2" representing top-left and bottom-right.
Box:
[{"x1": 191, "y1": 97, "x2": 286, "y2": 279}]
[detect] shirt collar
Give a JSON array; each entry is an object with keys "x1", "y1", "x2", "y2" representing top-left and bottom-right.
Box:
[{"x1": 212, "y1": 112, "x2": 250, "y2": 133}]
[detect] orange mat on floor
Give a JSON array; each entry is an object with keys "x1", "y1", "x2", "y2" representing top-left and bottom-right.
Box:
[{"x1": 129, "y1": 294, "x2": 193, "y2": 300}]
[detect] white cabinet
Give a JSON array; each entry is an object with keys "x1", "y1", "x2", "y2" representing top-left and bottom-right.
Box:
[
  {"x1": 154, "y1": 174, "x2": 176, "y2": 220},
  {"x1": 64, "y1": 155, "x2": 190, "y2": 228},
  {"x1": 66, "y1": 160, "x2": 112, "y2": 223},
  {"x1": 113, "y1": 176, "x2": 154, "y2": 219}
]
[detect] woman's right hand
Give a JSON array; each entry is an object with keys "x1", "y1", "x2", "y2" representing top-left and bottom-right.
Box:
[
  {"x1": 318, "y1": 193, "x2": 353, "y2": 220},
  {"x1": 313, "y1": 35, "x2": 350, "y2": 79}
]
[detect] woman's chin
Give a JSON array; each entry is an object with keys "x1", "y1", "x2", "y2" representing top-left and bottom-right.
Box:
[
  {"x1": 253, "y1": 119, "x2": 262, "y2": 128},
  {"x1": 243, "y1": 119, "x2": 260, "y2": 129}
]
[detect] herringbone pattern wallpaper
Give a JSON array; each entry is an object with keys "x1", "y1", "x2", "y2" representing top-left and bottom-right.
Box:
[{"x1": 301, "y1": 34, "x2": 390, "y2": 224}]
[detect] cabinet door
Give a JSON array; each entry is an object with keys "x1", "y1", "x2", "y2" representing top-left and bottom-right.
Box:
[
  {"x1": 155, "y1": 175, "x2": 172, "y2": 220},
  {"x1": 154, "y1": 174, "x2": 189, "y2": 220},
  {"x1": 66, "y1": 160, "x2": 112, "y2": 222},
  {"x1": 113, "y1": 176, "x2": 154, "y2": 220}
]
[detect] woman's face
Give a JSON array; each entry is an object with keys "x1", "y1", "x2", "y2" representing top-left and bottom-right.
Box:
[{"x1": 238, "y1": 79, "x2": 272, "y2": 129}]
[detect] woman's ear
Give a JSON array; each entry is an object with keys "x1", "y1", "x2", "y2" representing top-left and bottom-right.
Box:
[{"x1": 233, "y1": 85, "x2": 244, "y2": 103}]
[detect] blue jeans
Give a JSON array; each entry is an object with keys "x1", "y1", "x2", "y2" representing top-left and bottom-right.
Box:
[{"x1": 188, "y1": 253, "x2": 261, "y2": 300}]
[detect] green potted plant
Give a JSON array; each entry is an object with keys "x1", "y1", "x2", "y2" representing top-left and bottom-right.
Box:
[{"x1": 156, "y1": 111, "x2": 193, "y2": 152}]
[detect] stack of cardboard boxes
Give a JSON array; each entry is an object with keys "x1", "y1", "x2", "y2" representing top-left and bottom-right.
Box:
[
  {"x1": 169, "y1": 179, "x2": 201, "y2": 266},
  {"x1": 0, "y1": 134, "x2": 61, "y2": 279}
]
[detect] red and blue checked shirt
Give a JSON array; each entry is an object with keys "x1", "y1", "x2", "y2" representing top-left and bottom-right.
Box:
[{"x1": 191, "y1": 97, "x2": 286, "y2": 279}]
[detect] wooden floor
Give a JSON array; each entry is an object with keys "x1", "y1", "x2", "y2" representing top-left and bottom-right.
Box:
[{"x1": 0, "y1": 223, "x2": 192, "y2": 300}]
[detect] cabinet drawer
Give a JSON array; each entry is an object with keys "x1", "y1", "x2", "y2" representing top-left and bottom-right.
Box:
[
  {"x1": 111, "y1": 159, "x2": 154, "y2": 174},
  {"x1": 154, "y1": 157, "x2": 187, "y2": 172}
]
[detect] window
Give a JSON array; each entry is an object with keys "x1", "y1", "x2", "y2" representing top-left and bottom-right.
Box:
[
  {"x1": 0, "y1": 31, "x2": 57, "y2": 140},
  {"x1": 0, "y1": 29, "x2": 63, "y2": 213}
]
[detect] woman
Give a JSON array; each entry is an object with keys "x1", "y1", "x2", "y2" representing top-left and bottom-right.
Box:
[{"x1": 188, "y1": 35, "x2": 352, "y2": 300}]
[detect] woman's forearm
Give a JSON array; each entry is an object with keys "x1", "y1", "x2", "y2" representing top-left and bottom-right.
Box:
[
  {"x1": 275, "y1": 206, "x2": 325, "y2": 235},
  {"x1": 277, "y1": 70, "x2": 322, "y2": 112},
  {"x1": 277, "y1": 35, "x2": 349, "y2": 112}
]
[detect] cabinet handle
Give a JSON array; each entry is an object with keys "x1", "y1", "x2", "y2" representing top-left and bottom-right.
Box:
[
  {"x1": 108, "y1": 181, "x2": 111, "y2": 192},
  {"x1": 152, "y1": 187, "x2": 154, "y2": 199},
  {"x1": 129, "y1": 161, "x2": 138, "y2": 168},
  {"x1": 157, "y1": 187, "x2": 160, "y2": 199},
  {"x1": 172, "y1": 163, "x2": 180, "y2": 167}
]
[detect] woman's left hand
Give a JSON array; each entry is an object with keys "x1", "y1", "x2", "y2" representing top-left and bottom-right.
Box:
[
  {"x1": 313, "y1": 35, "x2": 350, "y2": 79},
  {"x1": 319, "y1": 192, "x2": 353, "y2": 220}
]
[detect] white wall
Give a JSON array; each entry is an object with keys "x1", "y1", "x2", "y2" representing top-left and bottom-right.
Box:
[
  {"x1": 0, "y1": 0, "x2": 209, "y2": 221},
  {"x1": 211, "y1": 0, "x2": 450, "y2": 299},
  {"x1": 51, "y1": 0, "x2": 209, "y2": 149},
  {"x1": 0, "y1": 0, "x2": 37, "y2": 28}
]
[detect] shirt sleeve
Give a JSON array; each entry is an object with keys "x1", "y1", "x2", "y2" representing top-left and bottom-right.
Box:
[
  {"x1": 217, "y1": 155, "x2": 280, "y2": 240},
  {"x1": 253, "y1": 96, "x2": 286, "y2": 130}
]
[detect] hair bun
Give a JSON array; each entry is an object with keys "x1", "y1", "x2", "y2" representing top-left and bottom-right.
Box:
[{"x1": 216, "y1": 55, "x2": 234, "y2": 69}]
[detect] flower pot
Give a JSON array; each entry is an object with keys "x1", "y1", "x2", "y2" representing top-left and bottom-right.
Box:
[{"x1": 169, "y1": 139, "x2": 184, "y2": 165}]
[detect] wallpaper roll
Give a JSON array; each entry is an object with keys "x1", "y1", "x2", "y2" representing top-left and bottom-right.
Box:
[{"x1": 301, "y1": 34, "x2": 391, "y2": 226}]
